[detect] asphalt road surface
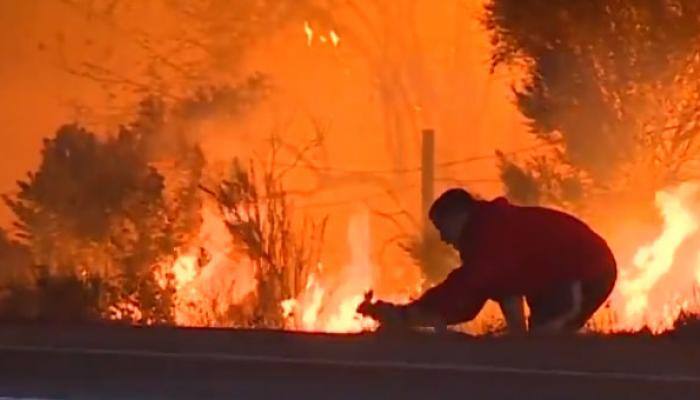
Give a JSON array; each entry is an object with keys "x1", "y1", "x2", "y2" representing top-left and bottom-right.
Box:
[{"x1": 0, "y1": 324, "x2": 698, "y2": 399}]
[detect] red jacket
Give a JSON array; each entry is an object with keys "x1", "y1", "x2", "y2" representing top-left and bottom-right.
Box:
[{"x1": 407, "y1": 197, "x2": 616, "y2": 325}]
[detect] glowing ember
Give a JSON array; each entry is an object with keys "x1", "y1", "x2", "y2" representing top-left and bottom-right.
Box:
[
  {"x1": 302, "y1": 21, "x2": 340, "y2": 48},
  {"x1": 611, "y1": 182, "x2": 700, "y2": 333},
  {"x1": 303, "y1": 20, "x2": 313, "y2": 47},
  {"x1": 329, "y1": 30, "x2": 340, "y2": 47},
  {"x1": 108, "y1": 300, "x2": 143, "y2": 323}
]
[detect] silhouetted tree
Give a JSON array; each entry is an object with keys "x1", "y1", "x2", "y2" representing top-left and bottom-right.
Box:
[
  {"x1": 485, "y1": 0, "x2": 700, "y2": 204},
  {"x1": 3, "y1": 120, "x2": 182, "y2": 323}
]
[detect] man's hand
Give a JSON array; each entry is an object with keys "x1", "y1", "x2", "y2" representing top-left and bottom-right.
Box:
[{"x1": 357, "y1": 291, "x2": 406, "y2": 328}]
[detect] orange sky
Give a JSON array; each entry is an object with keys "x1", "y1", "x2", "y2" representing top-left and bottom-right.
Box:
[
  {"x1": 0, "y1": 0, "x2": 529, "y2": 283},
  {"x1": 0, "y1": 2, "x2": 526, "y2": 198}
]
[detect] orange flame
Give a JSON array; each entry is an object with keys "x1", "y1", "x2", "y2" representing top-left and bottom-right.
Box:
[
  {"x1": 158, "y1": 204, "x2": 257, "y2": 326},
  {"x1": 611, "y1": 183, "x2": 700, "y2": 333},
  {"x1": 302, "y1": 21, "x2": 340, "y2": 48},
  {"x1": 281, "y1": 209, "x2": 381, "y2": 333},
  {"x1": 329, "y1": 30, "x2": 340, "y2": 47},
  {"x1": 303, "y1": 20, "x2": 313, "y2": 47}
]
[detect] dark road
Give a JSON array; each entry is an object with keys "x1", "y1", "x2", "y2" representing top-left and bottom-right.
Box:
[{"x1": 0, "y1": 325, "x2": 698, "y2": 399}]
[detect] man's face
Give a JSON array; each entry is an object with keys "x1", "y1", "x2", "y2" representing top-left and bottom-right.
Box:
[{"x1": 431, "y1": 210, "x2": 469, "y2": 247}]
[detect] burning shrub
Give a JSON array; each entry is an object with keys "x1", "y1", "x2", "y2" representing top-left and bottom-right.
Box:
[
  {"x1": 105, "y1": 266, "x2": 178, "y2": 325},
  {"x1": 205, "y1": 158, "x2": 326, "y2": 328},
  {"x1": 2, "y1": 112, "x2": 200, "y2": 323},
  {"x1": 5, "y1": 124, "x2": 169, "y2": 271}
]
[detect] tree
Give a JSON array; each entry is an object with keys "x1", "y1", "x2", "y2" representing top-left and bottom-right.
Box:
[
  {"x1": 485, "y1": 0, "x2": 700, "y2": 204},
  {"x1": 4, "y1": 120, "x2": 181, "y2": 323}
]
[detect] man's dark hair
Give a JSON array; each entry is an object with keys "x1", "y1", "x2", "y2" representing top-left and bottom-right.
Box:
[{"x1": 428, "y1": 188, "x2": 476, "y2": 221}]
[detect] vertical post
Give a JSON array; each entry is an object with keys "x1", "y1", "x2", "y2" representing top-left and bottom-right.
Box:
[
  {"x1": 421, "y1": 129, "x2": 435, "y2": 230},
  {"x1": 420, "y1": 129, "x2": 437, "y2": 285}
]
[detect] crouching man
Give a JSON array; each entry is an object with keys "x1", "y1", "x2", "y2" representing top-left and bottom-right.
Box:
[{"x1": 358, "y1": 188, "x2": 617, "y2": 334}]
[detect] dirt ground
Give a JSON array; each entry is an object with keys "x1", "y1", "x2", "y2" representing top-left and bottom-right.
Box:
[{"x1": 0, "y1": 323, "x2": 698, "y2": 399}]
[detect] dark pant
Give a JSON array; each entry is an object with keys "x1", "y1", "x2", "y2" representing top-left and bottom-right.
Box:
[{"x1": 527, "y1": 268, "x2": 617, "y2": 332}]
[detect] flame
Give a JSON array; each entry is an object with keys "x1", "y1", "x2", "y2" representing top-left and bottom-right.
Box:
[
  {"x1": 170, "y1": 255, "x2": 198, "y2": 290},
  {"x1": 137, "y1": 184, "x2": 700, "y2": 335},
  {"x1": 303, "y1": 21, "x2": 340, "y2": 48},
  {"x1": 281, "y1": 209, "x2": 382, "y2": 333},
  {"x1": 303, "y1": 20, "x2": 313, "y2": 47},
  {"x1": 108, "y1": 300, "x2": 143, "y2": 322},
  {"x1": 329, "y1": 30, "x2": 340, "y2": 47},
  {"x1": 157, "y1": 203, "x2": 257, "y2": 326},
  {"x1": 611, "y1": 182, "x2": 700, "y2": 333},
  {"x1": 152, "y1": 205, "x2": 395, "y2": 333}
]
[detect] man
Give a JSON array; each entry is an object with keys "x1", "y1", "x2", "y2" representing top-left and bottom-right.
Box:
[{"x1": 358, "y1": 188, "x2": 617, "y2": 334}]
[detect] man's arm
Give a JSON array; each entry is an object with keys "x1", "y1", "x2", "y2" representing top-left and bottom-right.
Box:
[
  {"x1": 402, "y1": 267, "x2": 487, "y2": 326},
  {"x1": 359, "y1": 267, "x2": 488, "y2": 328}
]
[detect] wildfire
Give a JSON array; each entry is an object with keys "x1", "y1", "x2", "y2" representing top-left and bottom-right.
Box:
[
  {"x1": 151, "y1": 205, "x2": 402, "y2": 333},
  {"x1": 108, "y1": 300, "x2": 143, "y2": 322},
  {"x1": 147, "y1": 183, "x2": 700, "y2": 335},
  {"x1": 611, "y1": 182, "x2": 700, "y2": 333}
]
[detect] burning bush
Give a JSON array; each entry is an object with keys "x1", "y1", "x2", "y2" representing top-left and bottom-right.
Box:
[
  {"x1": 0, "y1": 70, "x2": 341, "y2": 328},
  {"x1": 204, "y1": 158, "x2": 327, "y2": 328},
  {"x1": 2, "y1": 115, "x2": 196, "y2": 323}
]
